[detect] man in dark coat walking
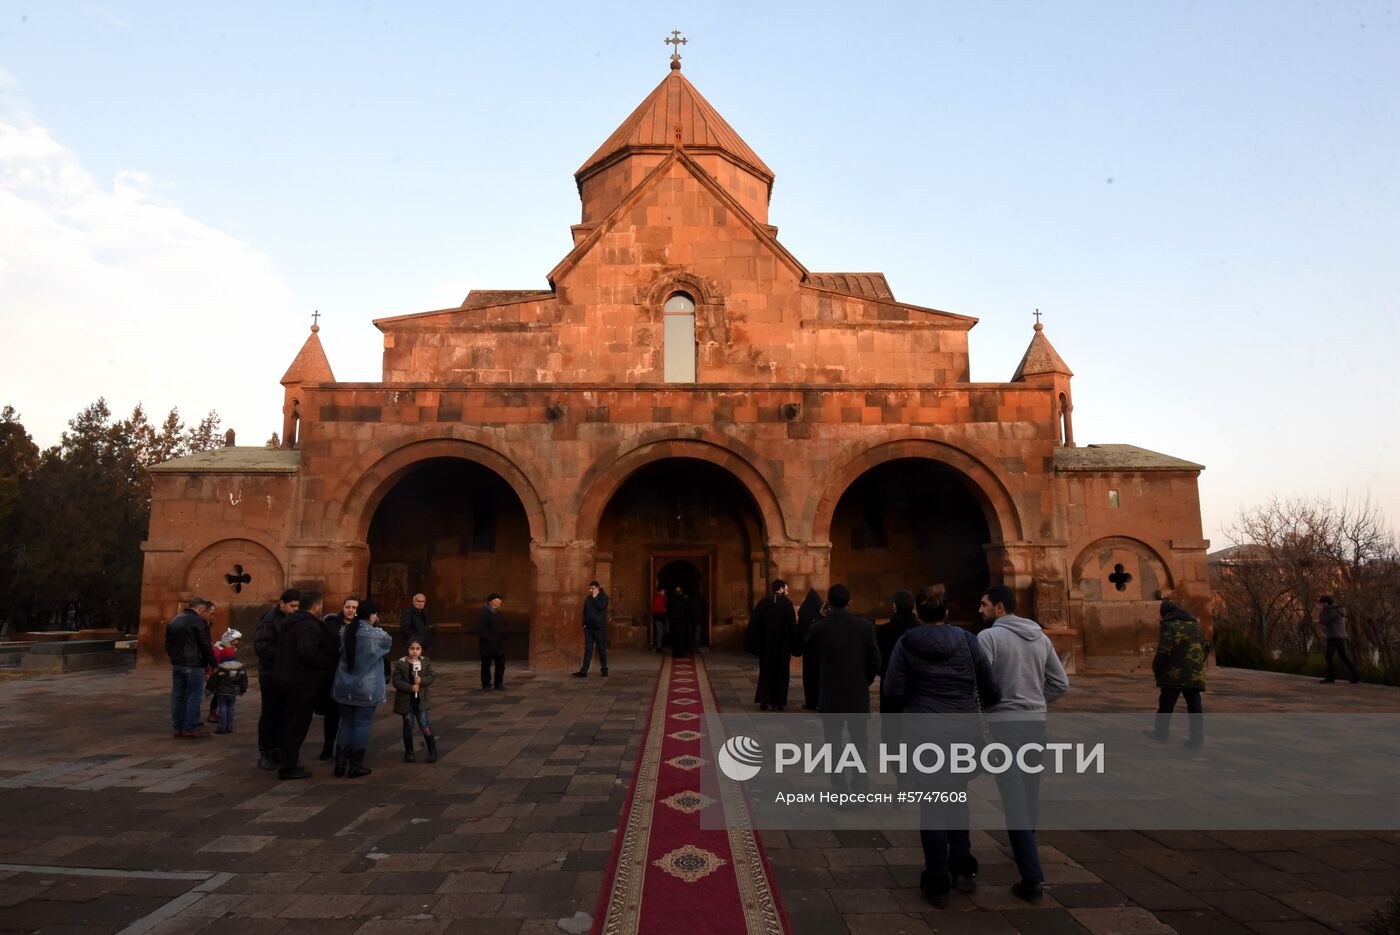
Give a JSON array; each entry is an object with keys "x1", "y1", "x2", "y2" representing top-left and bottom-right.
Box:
[
  {"x1": 254, "y1": 588, "x2": 300, "y2": 769},
  {"x1": 400, "y1": 593, "x2": 432, "y2": 652},
  {"x1": 477, "y1": 593, "x2": 506, "y2": 690},
  {"x1": 796, "y1": 589, "x2": 824, "y2": 710},
  {"x1": 1317, "y1": 595, "x2": 1360, "y2": 684},
  {"x1": 805, "y1": 584, "x2": 880, "y2": 791},
  {"x1": 271, "y1": 592, "x2": 337, "y2": 780},
  {"x1": 747, "y1": 579, "x2": 796, "y2": 710},
  {"x1": 667, "y1": 586, "x2": 694, "y2": 659},
  {"x1": 574, "y1": 581, "x2": 610, "y2": 677}
]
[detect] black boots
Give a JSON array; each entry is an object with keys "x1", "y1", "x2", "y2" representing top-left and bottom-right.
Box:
[
  {"x1": 920, "y1": 870, "x2": 951, "y2": 909},
  {"x1": 346, "y1": 749, "x2": 371, "y2": 779},
  {"x1": 257, "y1": 749, "x2": 278, "y2": 771},
  {"x1": 950, "y1": 855, "x2": 978, "y2": 894},
  {"x1": 334, "y1": 746, "x2": 349, "y2": 777},
  {"x1": 278, "y1": 764, "x2": 311, "y2": 781},
  {"x1": 425, "y1": 734, "x2": 439, "y2": 763},
  {"x1": 404, "y1": 738, "x2": 415, "y2": 763}
]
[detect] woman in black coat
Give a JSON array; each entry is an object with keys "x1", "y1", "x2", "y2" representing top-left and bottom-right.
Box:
[{"x1": 883, "y1": 585, "x2": 1001, "y2": 909}]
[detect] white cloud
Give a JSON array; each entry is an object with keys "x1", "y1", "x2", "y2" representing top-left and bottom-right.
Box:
[{"x1": 0, "y1": 113, "x2": 301, "y2": 448}]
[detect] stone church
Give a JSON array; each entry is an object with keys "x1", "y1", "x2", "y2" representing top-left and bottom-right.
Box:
[{"x1": 137, "y1": 54, "x2": 1211, "y2": 671}]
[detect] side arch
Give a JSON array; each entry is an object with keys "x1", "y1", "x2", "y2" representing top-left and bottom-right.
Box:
[
  {"x1": 181, "y1": 536, "x2": 285, "y2": 600},
  {"x1": 1071, "y1": 535, "x2": 1175, "y2": 601},
  {"x1": 811, "y1": 437, "x2": 1025, "y2": 545},
  {"x1": 340, "y1": 437, "x2": 550, "y2": 545},
  {"x1": 573, "y1": 433, "x2": 791, "y2": 544}
]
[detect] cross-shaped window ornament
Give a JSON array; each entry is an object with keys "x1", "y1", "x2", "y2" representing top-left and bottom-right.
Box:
[
  {"x1": 225, "y1": 564, "x2": 252, "y2": 594},
  {"x1": 1108, "y1": 563, "x2": 1133, "y2": 592}
]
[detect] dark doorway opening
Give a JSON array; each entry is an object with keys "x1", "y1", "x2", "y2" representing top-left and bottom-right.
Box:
[
  {"x1": 830, "y1": 458, "x2": 992, "y2": 625},
  {"x1": 366, "y1": 457, "x2": 532, "y2": 659},
  {"x1": 653, "y1": 554, "x2": 710, "y2": 648}
]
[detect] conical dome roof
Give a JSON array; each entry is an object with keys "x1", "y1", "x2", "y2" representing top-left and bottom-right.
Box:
[
  {"x1": 1011, "y1": 323, "x2": 1073, "y2": 381},
  {"x1": 280, "y1": 325, "x2": 336, "y2": 385},
  {"x1": 576, "y1": 69, "x2": 773, "y2": 183}
]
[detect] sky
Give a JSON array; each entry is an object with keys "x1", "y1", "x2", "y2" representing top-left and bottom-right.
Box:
[{"x1": 1, "y1": 1, "x2": 1397, "y2": 547}]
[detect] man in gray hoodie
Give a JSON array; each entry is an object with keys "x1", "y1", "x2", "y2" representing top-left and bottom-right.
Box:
[{"x1": 977, "y1": 584, "x2": 1069, "y2": 903}]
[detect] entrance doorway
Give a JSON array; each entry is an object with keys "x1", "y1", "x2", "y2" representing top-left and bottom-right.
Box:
[{"x1": 651, "y1": 552, "x2": 712, "y2": 648}]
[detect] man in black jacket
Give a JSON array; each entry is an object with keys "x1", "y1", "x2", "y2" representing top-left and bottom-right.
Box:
[
  {"x1": 477, "y1": 593, "x2": 506, "y2": 690},
  {"x1": 271, "y1": 592, "x2": 336, "y2": 779},
  {"x1": 574, "y1": 581, "x2": 610, "y2": 677},
  {"x1": 806, "y1": 584, "x2": 880, "y2": 791},
  {"x1": 400, "y1": 593, "x2": 432, "y2": 652},
  {"x1": 254, "y1": 588, "x2": 300, "y2": 770},
  {"x1": 166, "y1": 598, "x2": 216, "y2": 739}
]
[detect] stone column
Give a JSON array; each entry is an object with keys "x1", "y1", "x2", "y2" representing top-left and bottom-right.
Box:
[
  {"x1": 285, "y1": 540, "x2": 366, "y2": 605},
  {"x1": 529, "y1": 541, "x2": 596, "y2": 671},
  {"x1": 767, "y1": 541, "x2": 831, "y2": 596}
]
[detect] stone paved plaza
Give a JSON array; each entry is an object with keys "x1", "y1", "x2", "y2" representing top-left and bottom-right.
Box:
[{"x1": 1, "y1": 658, "x2": 1397, "y2": 934}]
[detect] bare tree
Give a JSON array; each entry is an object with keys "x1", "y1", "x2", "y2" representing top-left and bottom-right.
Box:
[{"x1": 1218, "y1": 495, "x2": 1399, "y2": 676}]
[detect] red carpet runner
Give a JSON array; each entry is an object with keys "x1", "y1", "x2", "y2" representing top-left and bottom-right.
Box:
[{"x1": 592, "y1": 655, "x2": 789, "y2": 935}]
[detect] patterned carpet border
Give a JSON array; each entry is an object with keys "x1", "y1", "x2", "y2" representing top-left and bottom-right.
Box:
[{"x1": 591, "y1": 655, "x2": 790, "y2": 935}]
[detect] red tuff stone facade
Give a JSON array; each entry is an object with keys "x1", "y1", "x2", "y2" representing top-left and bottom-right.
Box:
[{"x1": 138, "y1": 64, "x2": 1211, "y2": 671}]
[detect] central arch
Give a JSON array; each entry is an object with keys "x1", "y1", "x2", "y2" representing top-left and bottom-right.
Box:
[{"x1": 590, "y1": 457, "x2": 770, "y2": 652}]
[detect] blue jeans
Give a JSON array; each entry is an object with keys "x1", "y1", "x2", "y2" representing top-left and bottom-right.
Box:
[
  {"x1": 170, "y1": 666, "x2": 205, "y2": 732},
  {"x1": 216, "y1": 695, "x2": 236, "y2": 732},
  {"x1": 653, "y1": 617, "x2": 668, "y2": 649},
  {"x1": 991, "y1": 720, "x2": 1046, "y2": 884},
  {"x1": 581, "y1": 629, "x2": 608, "y2": 672},
  {"x1": 336, "y1": 703, "x2": 375, "y2": 751},
  {"x1": 402, "y1": 707, "x2": 432, "y2": 742}
]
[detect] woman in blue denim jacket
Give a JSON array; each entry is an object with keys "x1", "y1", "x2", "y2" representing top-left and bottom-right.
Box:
[{"x1": 331, "y1": 600, "x2": 393, "y2": 779}]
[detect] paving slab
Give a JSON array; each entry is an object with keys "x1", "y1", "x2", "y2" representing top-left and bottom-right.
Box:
[{"x1": 0, "y1": 657, "x2": 1397, "y2": 935}]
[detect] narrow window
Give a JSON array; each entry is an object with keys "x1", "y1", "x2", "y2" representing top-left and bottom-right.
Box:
[
  {"x1": 663, "y1": 292, "x2": 697, "y2": 383},
  {"x1": 1108, "y1": 489, "x2": 1120, "y2": 509}
]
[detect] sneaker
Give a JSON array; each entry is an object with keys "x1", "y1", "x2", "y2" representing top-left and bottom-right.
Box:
[
  {"x1": 572, "y1": 671, "x2": 587, "y2": 678},
  {"x1": 1011, "y1": 880, "x2": 1044, "y2": 902},
  {"x1": 1142, "y1": 729, "x2": 1170, "y2": 743}
]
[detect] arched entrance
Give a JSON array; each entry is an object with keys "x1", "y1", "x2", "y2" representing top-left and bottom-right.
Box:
[
  {"x1": 596, "y1": 458, "x2": 765, "y2": 650},
  {"x1": 366, "y1": 458, "x2": 532, "y2": 659},
  {"x1": 829, "y1": 458, "x2": 992, "y2": 624}
]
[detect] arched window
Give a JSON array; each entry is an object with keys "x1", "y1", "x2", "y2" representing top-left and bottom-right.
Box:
[{"x1": 663, "y1": 292, "x2": 697, "y2": 383}]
